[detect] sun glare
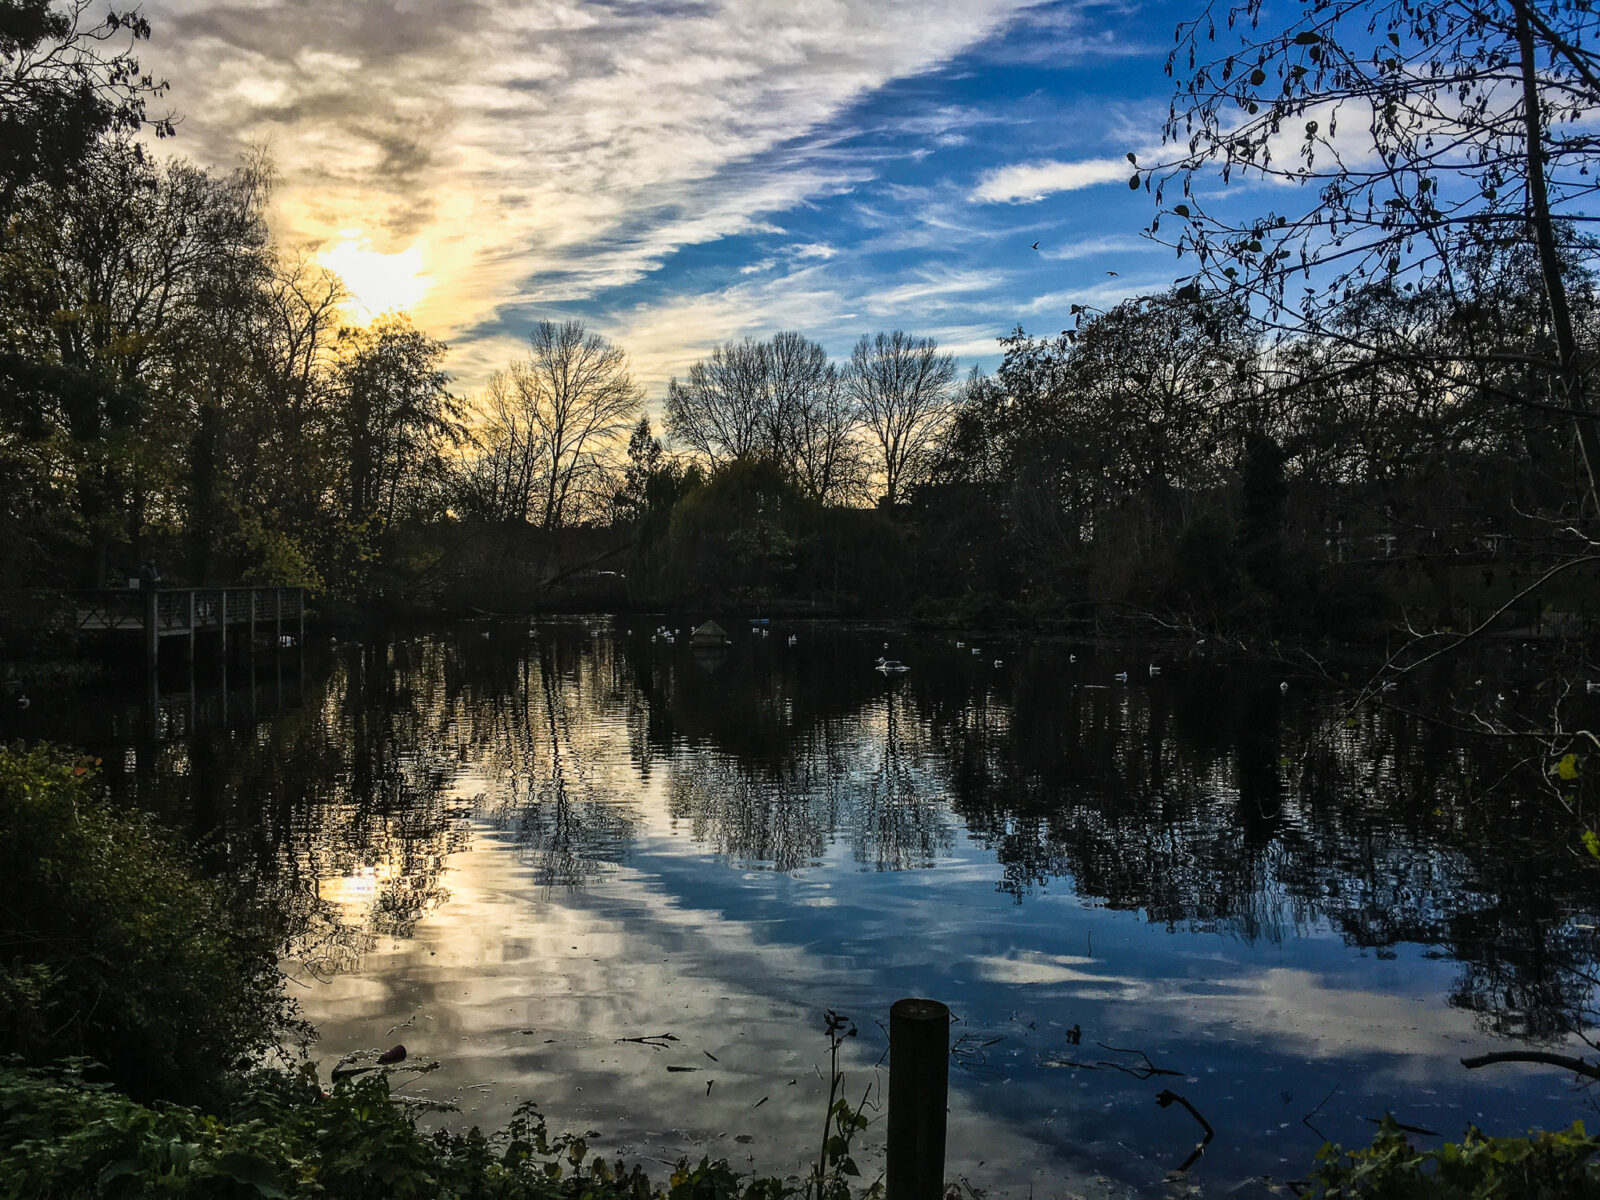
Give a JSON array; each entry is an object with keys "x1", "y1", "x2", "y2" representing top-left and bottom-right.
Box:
[{"x1": 316, "y1": 235, "x2": 430, "y2": 319}]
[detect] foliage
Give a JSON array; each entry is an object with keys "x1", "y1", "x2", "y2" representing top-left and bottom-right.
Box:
[
  {"x1": 1147, "y1": 0, "x2": 1600, "y2": 507},
  {"x1": 0, "y1": 1061, "x2": 797, "y2": 1200},
  {"x1": 0, "y1": 744, "x2": 301, "y2": 1104},
  {"x1": 1305, "y1": 1115, "x2": 1600, "y2": 1198},
  {"x1": 0, "y1": 137, "x2": 274, "y2": 585},
  {"x1": 640, "y1": 457, "x2": 908, "y2": 609},
  {"x1": 655, "y1": 458, "x2": 807, "y2": 604},
  {"x1": 0, "y1": 0, "x2": 171, "y2": 203},
  {"x1": 803, "y1": 1011, "x2": 878, "y2": 1200}
]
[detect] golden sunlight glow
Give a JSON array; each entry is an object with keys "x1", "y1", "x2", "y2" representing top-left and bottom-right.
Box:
[
  {"x1": 318, "y1": 863, "x2": 397, "y2": 912},
  {"x1": 316, "y1": 234, "x2": 430, "y2": 319}
]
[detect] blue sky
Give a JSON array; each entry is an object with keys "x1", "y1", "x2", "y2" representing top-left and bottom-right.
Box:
[{"x1": 140, "y1": 0, "x2": 1203, "y2": 398}]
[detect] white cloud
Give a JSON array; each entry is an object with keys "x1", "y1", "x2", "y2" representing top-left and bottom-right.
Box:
[
  {"x1": 1021, "y1": 274, "x2": 1169, "y2": 315},
  {"x1": 1040, "y1": 233, "x2": 1150, "y2": 261},
  {"x1": 863, "y1": 268, "x2": 1005, "y2": 315},
  {"x1": 140, "y1": 0, "x2": 1055, "y2": 388},
  {"x1": 971, "y1": 156, "x2": 1134, "y2": 204}
]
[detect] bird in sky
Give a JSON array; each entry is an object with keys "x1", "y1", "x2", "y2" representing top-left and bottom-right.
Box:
[
  {"x1": 1106, "y1": 270, "x2": 1119, "y2": 276},
  {"x1": 1030, "y1": 240, "x2": 1040, "y2": 250}
]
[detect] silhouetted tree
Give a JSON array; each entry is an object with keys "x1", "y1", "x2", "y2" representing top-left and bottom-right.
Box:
[
  {"x1": 845, "y1": 330, "x2": 957, "y2": 506},
  {"x1": 666, "y1": 331, "x2": 862, "y2": 501},
  {"x1": 0, "y1": 0, "x2": 172, "y2": 209}
]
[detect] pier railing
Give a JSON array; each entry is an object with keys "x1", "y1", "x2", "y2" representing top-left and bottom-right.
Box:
[{"x1": 71, "y1": 586, "x2": 306, "y2": 665}]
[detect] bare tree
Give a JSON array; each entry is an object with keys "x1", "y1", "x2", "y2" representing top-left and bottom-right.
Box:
[
  {"x1": 664, "y1": 330, "x2": 862, "y2": 501},
  {"x1": 789, "y1": 362, "x2": 867, "y2": 505},
  {"x1": 663, "y1": 335, "x2": 772, "y2": 465},
  {"x1": 845, "y1": 331, "x2": 958, "y2": 505},
  {"x1": 456, "y1": 369, "x2": 536, "y2": 523},
  {"x1": 500, "y1": 319, "x2": 642, "y2": 529}
]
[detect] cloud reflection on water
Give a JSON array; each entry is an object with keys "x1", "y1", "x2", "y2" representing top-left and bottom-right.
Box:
[{"x1": 100, "y1": 620, "x2": 1600, "y2": 1193}]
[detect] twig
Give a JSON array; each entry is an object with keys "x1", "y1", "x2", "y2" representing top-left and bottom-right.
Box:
[
  {"x1": 615, "y1": 1032, "x2": 678, "y2": 1049},
  {"x1": 1156, "y1": 1089, "x2": 1215, "y2": 1173},
  {"x1": 1094, "y1": 1041, "x2": 1184, "y2": 1078},
  {"x1": 1302, "y1": 1084, "x2": 1339, "y2": 1142}
]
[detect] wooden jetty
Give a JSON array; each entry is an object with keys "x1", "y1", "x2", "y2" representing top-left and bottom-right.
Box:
[{"x1": 72, "y1": 586, "x2": 306, "y2": 668}]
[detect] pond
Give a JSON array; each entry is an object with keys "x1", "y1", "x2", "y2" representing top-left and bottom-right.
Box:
[{"x1": 7, "y1": 617, "x2": 1598, "y2": 1196}]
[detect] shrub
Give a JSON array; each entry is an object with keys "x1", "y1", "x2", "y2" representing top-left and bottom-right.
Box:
[
  {"x1": 1306, "y1": 1114, "x2": 1600, "y2": 1199},
  {"x1": 0, "y1": 1062, "x2": 791, "y2": 1200},
  {"x1": 0, "y1": 744, "x2": 302, "y2": 1104}
]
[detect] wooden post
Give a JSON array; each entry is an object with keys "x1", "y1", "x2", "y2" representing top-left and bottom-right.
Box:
[
  {"x1": 249, "y1": 589, "x2": 257, "y2": 657},
  {"x1": 144, "y1": 585, "x2": 159, "y2": 673},
  {"x1": 187, "y1": 590, "x2": 195, "y2": 660},
  {"x1": 275, "y1": 589, "x2": 282, "y2": 650},
  {"x1": 887, "y1": 998, "x2": 949, "y2": 1200}
]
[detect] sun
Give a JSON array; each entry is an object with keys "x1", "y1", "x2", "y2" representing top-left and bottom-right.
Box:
[{"x1": 316, "y1": 232, "x2": 430, "y2": 318}]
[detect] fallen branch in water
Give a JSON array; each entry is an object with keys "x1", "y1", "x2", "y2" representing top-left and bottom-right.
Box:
[
  {"x1": 1302, "y1": 1084, "x2": 1339, "y2": 1142},
  {"x1": 1461, "y1": 1051, "x2": 1600, "y2": 1081},
  {"x1": 1155, "y1": 1089, "x2": 1214, "y2": 1173},
  {"x1": 615, "y1": 1033, "x2": 679, "y2": 1049},
  {"x1": 1040, "y1": 1041, "x2": 1183, "y2": 1079},
  {"x1": 1096, "y1": 1042, "x2": 1184, "y2": 1079}
]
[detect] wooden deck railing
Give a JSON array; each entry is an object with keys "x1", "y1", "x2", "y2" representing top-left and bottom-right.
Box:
[{"x1": 71, "y1": 586, "x2": 306, "y2": 666}]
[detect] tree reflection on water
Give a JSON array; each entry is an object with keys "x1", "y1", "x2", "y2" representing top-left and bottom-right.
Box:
[{"x1": 108, "y1": 620, "x2": 1599, "y2": 1048}]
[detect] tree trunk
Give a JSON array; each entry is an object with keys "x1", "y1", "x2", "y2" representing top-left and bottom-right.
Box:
[{"x1": 1513, "y1": 0, "x2": 1600, "y2": 516}]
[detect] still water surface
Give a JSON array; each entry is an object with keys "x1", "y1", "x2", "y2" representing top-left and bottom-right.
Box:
[{"x1": 10, "y1": 618, "x2": 1599, "y2": 1196}]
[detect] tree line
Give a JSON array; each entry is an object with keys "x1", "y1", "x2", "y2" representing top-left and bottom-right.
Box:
[{"x1": 5, "y1": 0, "x2": 1600, "y2": 639}]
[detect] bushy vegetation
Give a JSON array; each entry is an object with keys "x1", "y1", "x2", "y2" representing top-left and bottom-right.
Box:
[
  {"x1": 3, "y1": 1061, "x2": 1599, "y2": 1200},
  {"x1": 0, "y1": 744, "x2": 300, "y2": 1104},
  {"x1": 0, "y1": 1062, "x2": 795, "y2": 1200},
  {"x1": 1305, "y1": 1115, "x2": 1600, "y2": 1199}
]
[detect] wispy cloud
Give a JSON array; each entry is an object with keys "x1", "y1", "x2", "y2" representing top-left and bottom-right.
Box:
[
  {"x1": 142, "y1": 0, "x2": 1055, "y2": 385},
  {"x1": 1022, "y1": 273, "x2": 1170, "y2": 315},
  {"x1": 970, "y1": 156, "x2": 1134, "y2": 204},
  {"x1": 1039, "y1": 233, "x2": 1150, "y2": 261}
]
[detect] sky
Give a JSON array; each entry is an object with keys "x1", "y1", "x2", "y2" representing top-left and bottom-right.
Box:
[{"x1": 136, "y1": 0, "x2": 1201, "y2": 400}]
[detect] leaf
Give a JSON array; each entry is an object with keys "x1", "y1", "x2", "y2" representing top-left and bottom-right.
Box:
[
  {"x1": 1173, "y1": 203, "x2": 1190, "y2": 217},
  {"x1": 1249, "y1": 68, "x2": 1266, "y2": 86},
  {"x1": 1126, "y1": 152, "x2": 1137, "y2": 165},
  {"x1": 1555, "y1": 754, "x2": 1582, "y2": 781},
  {"x1": 215, "y1": 1153, "x2": 289, "y2": 1199},
  {"x1": 1293, "y1": 31, "x2": 1322, "y2": 45},
  {"x1": 1129, "y1": 173, "x2": 1140, "y2": 190},
  {"x1": 97, "y1": 1160, "x2": 143, "y2": 1186},
  {"x1": 1584, "y1": 830, "x2": 1600, "y2": 861}
]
